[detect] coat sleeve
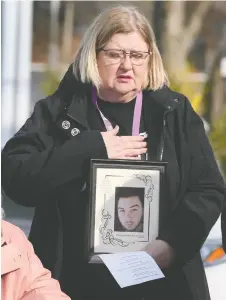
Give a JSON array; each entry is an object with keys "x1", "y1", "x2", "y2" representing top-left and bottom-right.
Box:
[
  {"x1": 21, "y1": 233, "x2": 71, "y2": 300},
  {"x1": 1, "y1": 98, "x2": 107, "y2": 207},
  {"x1": 221, "y1": 204, "x2": 226, "y2": 252},
  {"x1": 158, "y1": 97, "x2": 226, "y2": 267}
]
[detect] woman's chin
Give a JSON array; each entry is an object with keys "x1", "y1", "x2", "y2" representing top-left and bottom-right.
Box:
[{"x1": 113, "y1": 84, "x2": 135, "y2": 95}]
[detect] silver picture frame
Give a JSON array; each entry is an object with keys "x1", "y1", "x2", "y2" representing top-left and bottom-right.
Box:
[{"x1": 86, "y1": 159, "x2": 167, "y2": 263}]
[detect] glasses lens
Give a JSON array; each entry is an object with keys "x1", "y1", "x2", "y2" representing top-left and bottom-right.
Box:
[
  {"x1": 130, "y1": 52, "x2": 148, "y2": 66},
  {"x1": 103, "y1": 49, "x2": 149, "y2": 65},
  {"x1": 104, "y1": 50, "x2": 122, "y2": 64}
]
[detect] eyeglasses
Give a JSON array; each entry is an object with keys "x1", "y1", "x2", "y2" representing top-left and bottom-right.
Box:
[{"x1": 98, "y1": 48, "x2": 151, "y2": 66}]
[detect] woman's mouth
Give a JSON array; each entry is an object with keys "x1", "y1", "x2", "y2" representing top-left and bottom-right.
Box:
[{"x1": 117, "y1": 75, "x2": 132, "y2": 82}]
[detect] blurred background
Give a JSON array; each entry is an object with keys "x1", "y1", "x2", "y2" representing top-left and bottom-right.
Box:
[{"x1": 1, "y1": 1, "x2": 226, "y2": 299}]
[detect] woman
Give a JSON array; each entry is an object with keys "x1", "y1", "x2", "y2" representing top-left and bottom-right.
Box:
[
  {"x1": 2, "y1": 5, "x2": 225, "y2": 300},
  {"x1": 1, "y1": 219, "x2": 70, "y2": 300}
]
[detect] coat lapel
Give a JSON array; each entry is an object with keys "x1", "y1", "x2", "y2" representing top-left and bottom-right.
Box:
[
  {"x1": 56, "y1": 64, "x2": 91, "y2": 129},
  {"x1": 143, "y1": 91, "x2": 165, "y2": 160},
  {"x1": 66, "y1": 87, "x2": 91, "y2": 129},
  {"x1": 143, "y1": 87, "x2": 179, "y2": 161}
]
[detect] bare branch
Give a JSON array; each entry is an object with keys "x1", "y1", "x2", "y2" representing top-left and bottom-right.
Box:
[
  {"x1": 61, "y1": 2, "x2": 75, "y2": 64},
  {"x1": 165, "y1": 1, "x2": 185, "y2": 38},
  {"x1": 182, "y1": 1, "x2": 213, "y2": 56}
]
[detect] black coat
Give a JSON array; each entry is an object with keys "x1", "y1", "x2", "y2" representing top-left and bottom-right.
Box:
[
  {"x1": 2, "y1": 65, "x2": 225, "y2": 300},
  {"x1": 222, "y1": 205, "x2": 226, "y2": 252}
]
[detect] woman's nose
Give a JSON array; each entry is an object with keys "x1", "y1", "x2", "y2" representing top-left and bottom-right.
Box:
[{"x1": 120, "y1": 55, "x2": 132, "y2": 70}]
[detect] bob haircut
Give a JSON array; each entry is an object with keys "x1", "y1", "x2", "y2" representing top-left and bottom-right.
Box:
[{"x1": 73, "y1": 5, "x2": 169, "y2": 90}]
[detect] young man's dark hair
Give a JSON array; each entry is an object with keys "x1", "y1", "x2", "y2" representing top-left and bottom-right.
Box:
[{"x1": 115, "y1": 187, "x2": 144, "y2": 207}]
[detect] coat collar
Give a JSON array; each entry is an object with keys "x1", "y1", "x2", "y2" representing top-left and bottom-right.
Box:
[
  {"x1": 66, "y1": 87, "x2": 90, "y2": 129},
  {"x1": 56, "y1": 64, "x2": 179, "y2": 129},
  {"x1": 55, "y1": 64, "x2": 90, "y2": 129},
  {"x1": 143, "y1": 86, "x2": 180, "y2": 112},
  {"x1": 64, "y1": 85, "x2": 179, "y2": 129}
]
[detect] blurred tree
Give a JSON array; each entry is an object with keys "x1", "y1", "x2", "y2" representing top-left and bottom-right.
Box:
[
  {"x1": 208, "y1": 107, "x2": 226, "y2": 176},
  {"x1": 48, "y1": 0, "x2": 60, "y2": 71},
  {"x1": 40, "y1": 69, "x2": 61, "y2": 96},
  {"x1": 156, "y1": 1, "x2": 226, "y2": 176},
  {"x1": 41, "y1": 1, "x2": 76, "y2": 96},
  {"x1": 61, "y1": 1, "x2": 75, "y2": 70},
  {"x1": 156, "y1": 1, "x2": 226, "y2": 123},
  {"x1": 161, "y1": 1, "x2": 212, "y2": 81},
  {"x1": 201, "y1": 23, "x2": 226, "y2": 125}
]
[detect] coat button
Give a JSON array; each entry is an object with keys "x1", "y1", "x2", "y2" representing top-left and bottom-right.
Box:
[
  {"x1": 174, "y1": 98, "x2": 179, "y2": 103},
  {"x1": 71, "y1": 128, "x2": 80, "y2": 136},
  {"x1": 62, "y1": 120, "x2": 70, "y2": 129}
]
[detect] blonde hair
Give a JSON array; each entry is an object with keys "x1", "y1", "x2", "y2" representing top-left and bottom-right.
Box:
[{"x1": 73, "y1": 5, "x2": 169, "y2": 90}]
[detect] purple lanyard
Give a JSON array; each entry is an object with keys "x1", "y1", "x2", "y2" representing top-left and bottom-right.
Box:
[{"x1": 92, "y1": 87, "x2": 143, "y2": 136}]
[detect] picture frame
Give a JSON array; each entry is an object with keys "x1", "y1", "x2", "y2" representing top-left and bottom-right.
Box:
[{"x1": 85, "y1": 159, "x2": 167, "y2": 263}]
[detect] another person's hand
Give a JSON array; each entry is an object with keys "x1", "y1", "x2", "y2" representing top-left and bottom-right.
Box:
[
  {"x1": 144, "y1": 240, "x2": 175, "y2": 269},
  {"x1": 101, "y1": 126, "x2": 147, "y2": 159}
]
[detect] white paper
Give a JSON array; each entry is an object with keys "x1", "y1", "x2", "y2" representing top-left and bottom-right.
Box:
[{"x1": 99, "y1": 251, "x2": 165, "y2": 288}]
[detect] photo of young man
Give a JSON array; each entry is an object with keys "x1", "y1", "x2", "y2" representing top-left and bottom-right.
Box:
[{"x1": 114, "y1": 187, "x2": 145, "y2": 232}]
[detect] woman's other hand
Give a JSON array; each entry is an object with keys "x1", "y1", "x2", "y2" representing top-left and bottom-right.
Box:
[
  {"x1": 101, "y1": 126, "x2": 147, "y2": 159},
  {"x1": 144, "y1": 240, "x2": 175, "y2": 269}
]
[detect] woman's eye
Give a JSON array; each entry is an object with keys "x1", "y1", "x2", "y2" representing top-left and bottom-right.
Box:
[
  {"x1": 131, "y1": 53, "x2": 143, "y2": 59},
  {"x1": 108, "y1": 51, "x2": 120, "y2": 58}
]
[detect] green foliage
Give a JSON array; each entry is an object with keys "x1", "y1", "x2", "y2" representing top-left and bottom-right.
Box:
[
  {"x1": 168, "y1": 65, "x2": 204, "y2": 115},
  {"x1": 40, "y1": 70, "x2": 61, "y2": 96},
  {"x1": 208, "y1": 107, "x2": 226, "y2": 178}
]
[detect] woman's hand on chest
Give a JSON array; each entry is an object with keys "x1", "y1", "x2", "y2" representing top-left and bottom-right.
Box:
[{"x1": 101, "y1": 126, "x2": 147, "y2": 159}]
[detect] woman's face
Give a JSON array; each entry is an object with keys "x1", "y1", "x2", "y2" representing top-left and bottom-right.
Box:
[
  {"x1": 117, "y1": 196, "x2": 143, "y2": 231},
  {"x1": 97, "y1": 32, "x2": 150, "y2": 97}
]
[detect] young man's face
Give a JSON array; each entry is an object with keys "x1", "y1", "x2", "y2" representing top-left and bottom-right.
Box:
[{"x1": 117, "y1": 196, "x2": 143, "y2": 231}]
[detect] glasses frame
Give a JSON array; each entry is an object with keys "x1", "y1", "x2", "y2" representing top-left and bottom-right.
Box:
[{"x1": 97, "y1": 48, "x2": 151, "y2": 66}]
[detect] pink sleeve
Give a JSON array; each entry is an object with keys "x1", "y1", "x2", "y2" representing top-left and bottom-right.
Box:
[{"x1": 21, "y1": 240, "x2": 70, "y2": 300}]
